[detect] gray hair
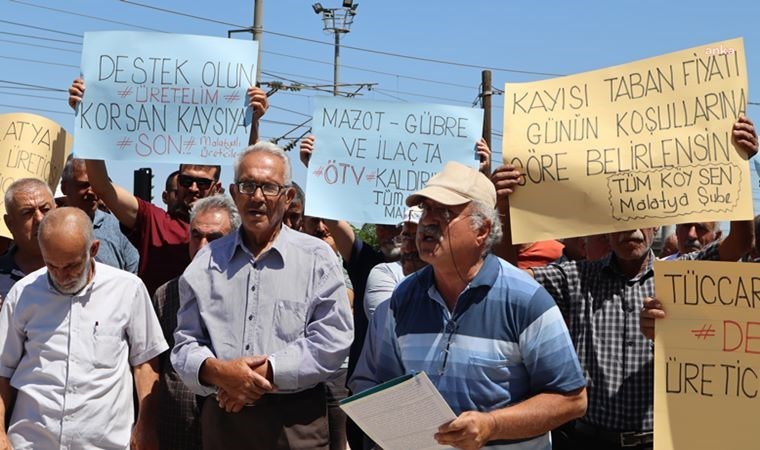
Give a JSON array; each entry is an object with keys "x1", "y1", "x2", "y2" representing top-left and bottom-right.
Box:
[
  {"x1": 61, "y1": 156, "x2": 85, "y2": 183},
  {"x1": 234, "y1": 141, "x2": 292, "y2": 185},
  {"x1": 190, "y1": 194, "x2": 241, "y2": 230},
  {"x1": 4, "y1": 178, "x2": 54, "y2": 211},
  {"x1": 290, "y1": 181, "x2": 305, "y2": 208},
  {"x1": 469, "y1": 200, "x2": 503, "y2": 255}
]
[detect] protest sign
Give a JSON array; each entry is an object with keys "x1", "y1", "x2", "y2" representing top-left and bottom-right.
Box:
[
  {"x1": 74, "y1": 31, "x2": 256, "y2": 165},
  {"x1": 654, "y1": 260, "x2": 760, "y2": 449},
  {"x1": 505, "y1": 38, "x2": 750, "y2": 244},
  {"x1": 306, "y1": 96, "x2": 483, "y2": 224},
  {"x1": 0, "y1": 113, "x2": 72, "y2": 238}
]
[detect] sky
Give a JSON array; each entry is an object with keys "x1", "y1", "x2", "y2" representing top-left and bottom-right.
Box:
[{"x1": 2, "y1": 0, "x2": 760, "y2": 213}]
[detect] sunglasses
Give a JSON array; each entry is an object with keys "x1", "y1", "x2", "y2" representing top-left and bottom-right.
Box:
[{"x1": 178, "y1": 174, "x2": 215, "y2": 190}]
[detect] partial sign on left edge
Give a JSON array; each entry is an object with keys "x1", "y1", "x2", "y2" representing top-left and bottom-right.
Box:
[
  {"x1": 74, "y1": 31, "x2": 257, "y2": 165},
  {"x1": 0, "y1": 113, "x2": 72, "y2": 238}
]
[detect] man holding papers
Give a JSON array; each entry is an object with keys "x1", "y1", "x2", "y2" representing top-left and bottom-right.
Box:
[{"x1": 350, "y1": 162, "x2": 586, "y2": 450}]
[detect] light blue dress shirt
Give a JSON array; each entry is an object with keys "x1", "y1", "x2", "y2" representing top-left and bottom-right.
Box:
[{"x1": 172, "y1": 225, "x2": 354, "y2": 395}]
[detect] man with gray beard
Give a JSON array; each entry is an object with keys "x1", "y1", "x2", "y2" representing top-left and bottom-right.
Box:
[{"x1": 0, "y1": 207, "x2": 167, "y2": 450}]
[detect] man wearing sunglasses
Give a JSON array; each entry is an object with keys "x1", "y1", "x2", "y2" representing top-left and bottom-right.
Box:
[{"x1": 68, "y1": 79, "x2": 268, "y2": 296}]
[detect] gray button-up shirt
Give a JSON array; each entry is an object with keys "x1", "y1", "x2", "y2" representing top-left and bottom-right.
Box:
[{"x1": 171, "y1": 225, "x2": 353, "y2": 396}]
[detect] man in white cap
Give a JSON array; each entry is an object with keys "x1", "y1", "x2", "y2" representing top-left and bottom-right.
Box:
[
  {"x1": 350, "y1": 161, "x2": 587, "y2": 450},
  {"x1": 363, "y1": 205, "x2": 426, "y2": 320}
]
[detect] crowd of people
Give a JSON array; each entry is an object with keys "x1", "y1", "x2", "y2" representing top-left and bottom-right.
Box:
[{"x1": 0, "y1": 76, "x2": 755, "y2": 450}]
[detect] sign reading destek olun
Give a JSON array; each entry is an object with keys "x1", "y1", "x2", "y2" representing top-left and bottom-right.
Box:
[
  {"x1": 73, "y1": 31, "x2": 257, "y2": 165},
  {"x1": 654, "y1": 260, "x2": 760, "y2": 449},
  {"x1": 0, "y1": 113, "x2": 72, "y2": 238},
  {"x1": 307, "y1": 97, "x2": 483, "y2": 224},
  {"x1": 504, "y1": 38, "x2": 751, "y2": 244}
]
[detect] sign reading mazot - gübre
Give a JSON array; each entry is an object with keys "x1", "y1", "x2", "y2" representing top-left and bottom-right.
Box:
[
  {"x1": 307, "y1": 97, "x2": 483, "y2": 224},
  {"x1": 74, "y1": 31, "x2": 257, "y2": 165}
]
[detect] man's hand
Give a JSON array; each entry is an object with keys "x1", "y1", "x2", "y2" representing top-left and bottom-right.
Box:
[
  {"x1": 732, "y1": 114, "x2": 758, "y2": 158},
  {"x1": 68, "y1": 78, "x2": 85, "y2": 111},
  {"x1": 476, "y1": 137, "x2": 492, "y2": 175},
  {"x1": 490, "y1": 164, "x2": 523, "y2": 199},
  {"x1": 202, "y1": 356, "x2": 274, "y2": 413},
  {"x1": 641, "y1": 296, "x2": 665, "y2": 340},
  {"x1": 434, "y1": 411, "x2": 496, "y2": 450},
  {"x1": 300, "y1": 135, "x2": 315, "y2": 168},
  {"x1": 130, "y1": 419, "x2": 159, "y2": 450},
  {"x1": 247, "y1": 86, "x2": 269, "y2": 121}
]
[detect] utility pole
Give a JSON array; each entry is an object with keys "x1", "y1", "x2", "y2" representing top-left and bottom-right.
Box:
[
  {"x1": 484, "y1": 71, "x2": 517, "y2": 265},
  {"x1": 252, "y1": 0, "x2": 263, "y2": 83},
  {"x1": 228, "y1": 1, "x2": 265, "y2": 144},
  {"x1": 312, "y1": 1, "x2": 359, "y2": 96},
  {"x1": 481, "y1": 70, "x2": 492, "y2": 175}
]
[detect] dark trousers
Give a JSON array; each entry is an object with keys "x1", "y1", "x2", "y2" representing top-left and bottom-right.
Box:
[
  {"x1": 553, "y1": 421, "x2": 653, "y2": 450},
  {"x1": 325, "y1": 369, "x2": 348, "y2": 450},
  {"x1": 201, "y1": 385, "x2": 329, "y2": 450}
]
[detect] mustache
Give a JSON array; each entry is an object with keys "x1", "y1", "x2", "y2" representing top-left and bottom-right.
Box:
[
  {"x1": 419, "y1": 224, "x2": 443, "y2": 241},
  {"x1": 618, "y1": 229, "x2": 644, "y2": 242}
]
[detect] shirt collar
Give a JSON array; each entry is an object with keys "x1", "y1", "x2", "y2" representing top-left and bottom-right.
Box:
[
  {"x1": 45, "y1": 260, "x2": 97, "y2": 298},
  {"x1": 92, "y1": 209, "x2": 105, "y2": 228},
  {"x1": 229, "y1": 224, "x2": 287, "y2": 265},
  {"x1": 603, "y1": 249, "x2": 655, "y2": 282},
  {"x1": 423, "y1": 253, "x2": 499, "y2": 311}
]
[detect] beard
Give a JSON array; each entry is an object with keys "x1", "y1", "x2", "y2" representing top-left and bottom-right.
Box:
[{"x1": 51, "y1": 259, "x2": 92, "y2": 295}]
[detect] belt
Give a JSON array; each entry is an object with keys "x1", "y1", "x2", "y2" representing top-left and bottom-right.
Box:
[
  {"x1": 248, "y1": 383, "x2": 324, "y2": 406},
  {"x1": 574, "y1": 420, "x2": 653, "y2": 448}
]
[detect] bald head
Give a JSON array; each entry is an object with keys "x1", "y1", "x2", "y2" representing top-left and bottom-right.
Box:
[
  {"x1": 38, "y1": 207, "x2": 93, "y2": 252},
  {"x1": 38, "y1": 207, "x2": 99, "y2": 295}
]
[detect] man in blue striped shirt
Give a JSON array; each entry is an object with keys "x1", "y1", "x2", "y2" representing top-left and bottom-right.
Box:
[{"x1": 350, "y1": 162, "x2": 586, "y2": 450}]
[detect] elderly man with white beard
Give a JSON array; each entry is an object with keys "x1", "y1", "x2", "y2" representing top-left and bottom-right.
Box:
[
  {"x1": 492, "y1": 115, "x2": 758, "y2": 449},
  {"x1": 0, "y1": 207, "x2": 167, "y2": 450}
]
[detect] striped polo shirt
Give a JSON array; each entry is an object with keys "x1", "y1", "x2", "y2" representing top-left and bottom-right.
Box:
[{"x1": 351, "y1": 253, "x2": 585, "y2": 449}]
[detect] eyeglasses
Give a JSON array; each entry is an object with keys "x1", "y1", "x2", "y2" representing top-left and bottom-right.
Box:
[
  {"x1": 235, "y1": 181, "x2": 287, "y2": 197},
  {"x1": 418, "y1": 202, "x2": 455, "y2": 223},
  {"x1": 178, "y1": 174, "x2": 215, "y2": 190}
]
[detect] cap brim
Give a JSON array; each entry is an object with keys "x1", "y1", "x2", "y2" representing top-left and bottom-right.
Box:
[{"x1": 405, "y1": 185, "x2": 471, "y2": 207}]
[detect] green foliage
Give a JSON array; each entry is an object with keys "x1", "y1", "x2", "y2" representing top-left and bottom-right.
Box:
[{"x1": 353, "y1": 223, "x2": 377, "y2": 249}]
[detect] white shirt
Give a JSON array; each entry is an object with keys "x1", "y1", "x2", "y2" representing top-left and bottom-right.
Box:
[
  {"x1": 0, "y1": 262, "x2": 168, "y2": 450},
  {"x1": 363, "y1": 261, "x2": 405, "y2": 320}
]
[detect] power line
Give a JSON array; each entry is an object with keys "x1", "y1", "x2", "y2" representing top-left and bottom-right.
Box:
[
  {"x1": 0, "y1": 80, "x2": 67, "y2": 92},
  {"x1": 263, "y1": 50, "x2": 476, "y2": 90},
  {"x1": 0, "y1": 38, "x2": 81, "y2": 54},
  {"x1": 371, "y1": 87, "x2": 470, "y2": 105},
  {"x1": 114, "y1": 0, "x2": 564, "y2": 76},
  {"x1": 0, "y1": 103, "x2": 71, "y2": 115},
  {"x1": 0, "y1": 30, "x2": 80, "y2": 45},
  {"x1": 268, "y1": 105, "x2": 311, "y2": 118},
  {"x1": 0, "y1": 55, "x2": 78, "y2": 68},
  {"x1": 0, "y1": 90, "x2": 65, "y2": 102},
  {"x1": 372, "y1": 90, "x2": 408, "y2": 102},
  {"x1": 9, "y1": 0, "x2": 163, "y2": 32},
  {"x1": 0, "y1": 19, "x2": 83, "y2": 38}
]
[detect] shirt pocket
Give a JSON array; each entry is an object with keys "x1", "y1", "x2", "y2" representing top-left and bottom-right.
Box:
[
  {"x1": 274, "y1": 300, "x2": 308, "y2": 342},
  {"x1": 91, "y1": 325, "x2": 124, "y2": 369},
  {"x1": 466, "y1": 355, "x2": 510, "y2": 410}
]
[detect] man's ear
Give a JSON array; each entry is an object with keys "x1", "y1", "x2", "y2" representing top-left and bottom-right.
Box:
[
  {"x1": 475, "y1": 219, "x2": 492, "y2": 247},
  {"x1": 283, "y1": 186, "x2": 295, "y2": 205},
  {"x1": 715, "y1": 229, "x2": 723, "y2": 240},
  {"x1": 90, "y1": 239, "x2": 100, "y2": 259}
]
